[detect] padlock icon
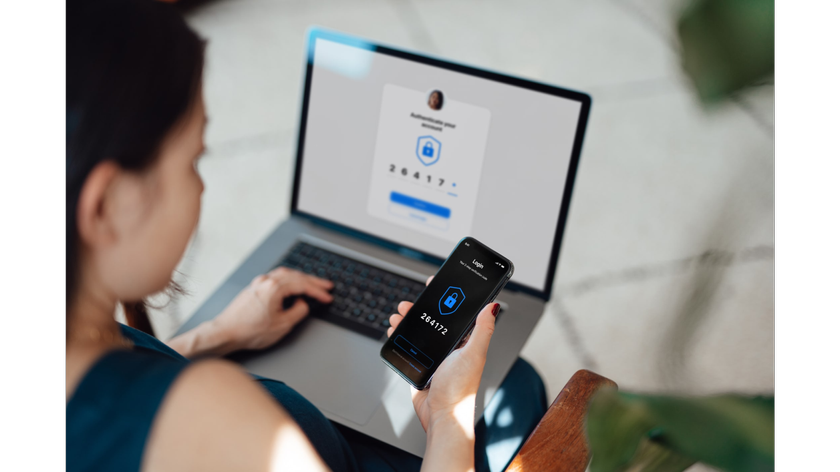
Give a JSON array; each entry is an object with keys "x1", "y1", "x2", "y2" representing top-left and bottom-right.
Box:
[
  {"x1": 422, "y1": 141, "x2": 435, "y2": 157},
  {"x1": 444, "y1": 292, "x2": 458, "y2": 308}
]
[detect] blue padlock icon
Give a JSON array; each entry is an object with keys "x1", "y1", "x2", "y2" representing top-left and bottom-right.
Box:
[
  {"x1": 444, "y1": 292, "x2": 458, "y2": 308},
  {"x1": 422, "y1": 141, "x2": 435, "y2": 157}
]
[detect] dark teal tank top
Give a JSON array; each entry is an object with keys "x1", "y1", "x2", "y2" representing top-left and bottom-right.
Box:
[
  {"x1": 66, "y1": 324, "x2": 359, "y2": 472},
  {"x1": 66, "y1": 323, "x2": 542, "y2": 472}
]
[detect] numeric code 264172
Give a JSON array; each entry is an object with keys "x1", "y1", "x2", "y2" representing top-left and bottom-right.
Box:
[{"x1": 419, "y1": 312, "x2": 448, "y2": 335}]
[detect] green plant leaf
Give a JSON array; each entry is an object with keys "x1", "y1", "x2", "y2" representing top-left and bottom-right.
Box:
[
  {"x1": 587, "y1": 390, "x2": 774, "y2": 472},
  {"x1": 678, "y1": 0, "x2": 774, "y2": 103}
]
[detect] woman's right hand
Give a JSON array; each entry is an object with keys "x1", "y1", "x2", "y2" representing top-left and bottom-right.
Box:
[
  {"x1": 168, "y1": 267, "x2": 333, "y2": 358},
  {"x1": 214, "y1": 267, "x2": 333, "y2": 351},
  {"x1": 386, "y1": 277, "x2": 500, "y2": 434}
]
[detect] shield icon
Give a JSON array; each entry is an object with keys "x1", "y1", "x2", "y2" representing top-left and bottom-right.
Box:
[
  {"x1": 439, "y1": 286, "x2": 465, "y2": 316},
  {"x1": 416, "y1": 135, "x2": 441, "y2": 166}
]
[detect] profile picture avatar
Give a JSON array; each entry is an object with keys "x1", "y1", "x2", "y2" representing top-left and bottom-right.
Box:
[{"x1": 427, "y1": 90, "x2": 444, "y2": 110}]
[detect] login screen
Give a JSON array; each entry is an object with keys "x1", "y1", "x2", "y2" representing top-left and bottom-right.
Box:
[{"x1": 366, "y1": 84, "x2": 491, "y2": 241}]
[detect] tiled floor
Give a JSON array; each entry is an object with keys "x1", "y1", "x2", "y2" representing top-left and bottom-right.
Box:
[{"x1": 152, "y1": 0, "x2": 774, "y2": 421}]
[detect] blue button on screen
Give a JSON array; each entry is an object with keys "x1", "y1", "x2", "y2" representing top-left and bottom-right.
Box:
[{"x1": 389, "y1": 192, "x2": 451, "y2": 219}]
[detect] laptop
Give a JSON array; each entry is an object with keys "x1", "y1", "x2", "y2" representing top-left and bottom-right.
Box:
[{"x1": 175, "y1": 28, "x2": 591, "y2": 457}]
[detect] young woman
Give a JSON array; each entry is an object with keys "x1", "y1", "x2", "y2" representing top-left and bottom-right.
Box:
[{"x1": 66, "y1": 1, "x2": 546, "y2": 471}]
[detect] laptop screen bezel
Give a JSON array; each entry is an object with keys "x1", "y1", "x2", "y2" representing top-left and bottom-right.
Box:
[{"x1": 290, "y1": 28, "x2": 591, "y2": 301}]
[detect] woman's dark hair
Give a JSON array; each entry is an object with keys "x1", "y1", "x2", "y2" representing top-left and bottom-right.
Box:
[{"x1": 67, "y1": 0, "x2": 204, "y2": 336}]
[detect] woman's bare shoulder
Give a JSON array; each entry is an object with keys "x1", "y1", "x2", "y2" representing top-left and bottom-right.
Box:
[{"x1": 142, "y1": 359, "x2": 329, "y2": 472}]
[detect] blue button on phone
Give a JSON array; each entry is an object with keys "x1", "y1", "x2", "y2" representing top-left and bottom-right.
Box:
[{"x1": 394, "y1": 335, "x2": 434, "y2": 369}]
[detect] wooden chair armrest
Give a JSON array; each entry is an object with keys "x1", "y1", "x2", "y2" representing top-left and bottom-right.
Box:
[{"x1": 505, "y1": 369, "x2": 617, "y2": 472}]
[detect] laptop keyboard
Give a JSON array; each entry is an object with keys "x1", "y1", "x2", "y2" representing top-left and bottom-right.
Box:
[{"x1": 275, "y1": 242, "x2": 427, "y2": 340}]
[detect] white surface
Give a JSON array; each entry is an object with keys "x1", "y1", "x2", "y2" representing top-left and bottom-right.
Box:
[{"x1": 152, "y1": 0, "x2": 773, "y2": 407}]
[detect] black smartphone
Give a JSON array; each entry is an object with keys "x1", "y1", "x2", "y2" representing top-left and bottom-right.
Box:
[{"x1": 380, "y1": 237, "x2": 514, "y2": 389}]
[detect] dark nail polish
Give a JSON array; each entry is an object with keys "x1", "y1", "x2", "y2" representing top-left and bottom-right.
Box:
[{"x1": 491, "y1": 303, "x2": 500, "y2": 317}]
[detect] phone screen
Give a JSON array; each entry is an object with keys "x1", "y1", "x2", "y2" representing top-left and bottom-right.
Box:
[{"x1": 380, "y1": 237, "x2": 513, "y2": 388}]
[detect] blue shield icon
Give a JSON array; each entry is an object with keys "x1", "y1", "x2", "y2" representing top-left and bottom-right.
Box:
[
  {"x1": 416, "y1": 135, "x2": 441, "y2": 166},
  {"x1": 439, "y1": 286, "x2": 465, "y2": 316}
]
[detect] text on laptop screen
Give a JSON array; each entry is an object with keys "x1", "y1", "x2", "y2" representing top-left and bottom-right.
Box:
[{"x1": 296, "y1": 36, "x2": 585, "y2": 292}]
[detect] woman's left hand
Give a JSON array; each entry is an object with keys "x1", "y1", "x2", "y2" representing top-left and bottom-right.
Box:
[
  {"x1": 386, "y1": 276, "x2": 497, "y2": 435},
  {"x1": 211, "y1": 267, "x2": 334, "y2": 351}
]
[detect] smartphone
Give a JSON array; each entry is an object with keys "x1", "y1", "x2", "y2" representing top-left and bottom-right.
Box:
[{"x1": 380, "y1": 237, "x2": 514, "y2": 389}]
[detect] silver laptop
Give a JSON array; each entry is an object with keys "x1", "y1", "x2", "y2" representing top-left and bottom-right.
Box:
[{"x1": 175, "y1": 28, "x2": 591, "y2": 457}]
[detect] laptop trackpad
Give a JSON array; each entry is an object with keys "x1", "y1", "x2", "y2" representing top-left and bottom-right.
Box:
[{"x1": 231, "y1": 318, "x2": 393, "y2": 426}]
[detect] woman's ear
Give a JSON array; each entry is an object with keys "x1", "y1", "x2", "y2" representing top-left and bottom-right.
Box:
[{"x1": 76, "y1": 160, "x2": 122, "y2": 248}]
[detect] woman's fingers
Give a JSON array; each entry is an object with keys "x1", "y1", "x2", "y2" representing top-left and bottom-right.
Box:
[
  {"x1": 266, "y1": 266, "x2": 296, "y2": 279},
  {"x1": 397, "y1": 301, "x2": 414, "y2": 316},
  {"x1": 386, "y1": 313, "x2": 404, "y2": 338},
  {"x1": 251, "y1": 274, "x2": 271, "y2": 286},
  {"x1": 267, "y1": 266, "x2": 334, "y2": 289},
  {"x1": 389, "y1": 313, "x2": 404, "y2": 327},
  {"x1": 426, "y1": 275, "x2": 434, "y2": 286},
  {"x1": 278, "y1": 278, "x2": 334, "y2": 303},
  {"x1": 284, "y1": 298, "x2": 310, "y2": 324},
  {"x1": 462, "y1": 303, "x2": 498, "y2": 358},
  {"x1": 305, "y1": 273, "x2": 334, "y2": 288}
]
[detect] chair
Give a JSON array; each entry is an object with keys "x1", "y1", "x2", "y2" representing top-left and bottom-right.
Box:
[{"x1": 505, "y1": 370, "x2": 617, "y2": 472}]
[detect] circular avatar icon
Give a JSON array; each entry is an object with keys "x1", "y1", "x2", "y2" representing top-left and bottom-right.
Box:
[{"x1": 427, "y1": 89, "x2": 444, "y2": 110}]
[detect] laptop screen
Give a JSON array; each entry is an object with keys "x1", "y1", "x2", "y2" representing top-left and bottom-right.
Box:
[{"x1": 293, "y1": 30, "x2": 590, "y2": 297}]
